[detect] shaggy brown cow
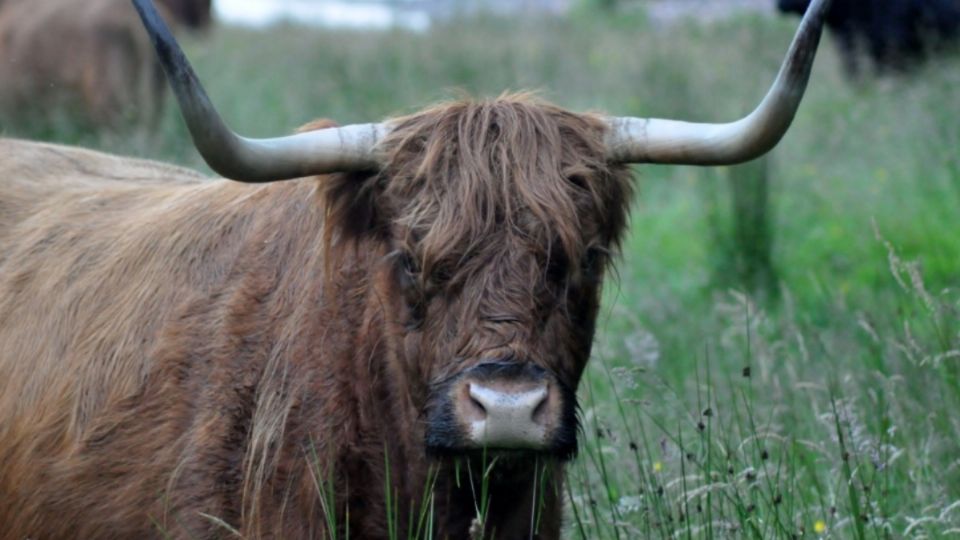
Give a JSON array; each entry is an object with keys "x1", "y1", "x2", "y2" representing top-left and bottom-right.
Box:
[
  {"x1": 0, "y1": 0, "x2": 831, "y2": 538},
  {"x1": 0, "y1": 0, "x2": 210, "y2": 128}
]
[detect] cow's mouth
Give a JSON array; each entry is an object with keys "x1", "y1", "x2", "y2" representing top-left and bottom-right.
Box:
[{"x1": 423, "y1": 362, "x2": 579, "y2": 461}]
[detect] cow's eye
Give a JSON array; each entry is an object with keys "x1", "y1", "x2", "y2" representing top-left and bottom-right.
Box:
[
  {"x1": 430, "y1": 263, "x2": 454, "y2": 285},
  {"x1": 392, "y1": 252, "x2": 420, "y2": 289},
  {"x1": 546, "y1": 252, "x2": 569, "y2": 282},
  {"x1": 393, "y1": 252, "x2": 425, "y2": 330},
  {"x1": 407, "y1": 298, "x2": 425, "y2": 331},
  {"x1": 398, "y1": 251, "x2": 420, "y2": 277},
  {"x1": 568, "y1": 173, "x2": 588, "y2": 190}
]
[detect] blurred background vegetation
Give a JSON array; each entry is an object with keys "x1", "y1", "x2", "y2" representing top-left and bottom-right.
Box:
[{"x1": 2, "y1": 0, "x2": 959, "y2": 537}]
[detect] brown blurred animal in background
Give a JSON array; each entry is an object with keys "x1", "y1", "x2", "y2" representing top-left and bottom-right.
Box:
[
  {"x1": 0, "y1": 0, "x2": 211, "y2": 129},
  {"x1": 160, "y1": 0, "x2": 212, "y2": 30}
]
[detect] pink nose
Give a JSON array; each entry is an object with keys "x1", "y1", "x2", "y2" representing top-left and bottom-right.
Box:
[{"x1": 457, "y1": 380, "x2": 552, "y2": 449}]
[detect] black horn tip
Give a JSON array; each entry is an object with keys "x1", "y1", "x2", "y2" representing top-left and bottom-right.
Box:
[{"x1": 131, "y1": 0, "x2": 188, "y2": 81}]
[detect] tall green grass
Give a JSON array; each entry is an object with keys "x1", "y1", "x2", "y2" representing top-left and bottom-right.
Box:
[{"x1": 3, "y1": 8, "x2": 959, "y2": 538}]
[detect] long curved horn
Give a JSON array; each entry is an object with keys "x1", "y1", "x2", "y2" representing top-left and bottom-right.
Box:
[
  {"x1": 132, "y1": 0, "x2": 389, "y2": 182},
  {"x1": 605, "y1": 0, "x2": 831, "y2": 165}
]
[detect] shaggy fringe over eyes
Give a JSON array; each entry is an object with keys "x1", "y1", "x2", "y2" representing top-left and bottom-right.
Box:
[{"x1": 321, "y1": 93, "x2": 634, "y2": 283}]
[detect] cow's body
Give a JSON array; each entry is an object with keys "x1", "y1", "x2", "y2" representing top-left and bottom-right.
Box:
[
  {"x1": 0, "y1": 0, "x2": 832, "y2": 535},
  {"x1": 0, "y1": 138, "x2": 322, "y2": 537},
  {"x1": 0, "y1": 122, "x2": 575, "y2": 538},
  {"x1": 0, "y1": 0, "x2": 209, "y2": 128}
]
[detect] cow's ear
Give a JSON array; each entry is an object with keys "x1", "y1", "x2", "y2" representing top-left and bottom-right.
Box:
[
  {"x1": 301, "y1": 119, "x2": 388, "y2": 243},
  {"x1": 319, "y1": 170, "x2": 386, "y2": 244}
]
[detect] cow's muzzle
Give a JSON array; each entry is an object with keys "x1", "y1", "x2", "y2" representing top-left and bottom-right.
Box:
[{"x1": 425, "y1": 362, "x2": 578, "y2": 460}]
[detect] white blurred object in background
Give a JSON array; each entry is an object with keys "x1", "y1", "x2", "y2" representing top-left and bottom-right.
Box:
[
  {"x1": 214, "y1": 0, "x2": 431, "y2": 31},
  {"x1": 212, "y1": 0, "x2": 774, "y2": 31}
]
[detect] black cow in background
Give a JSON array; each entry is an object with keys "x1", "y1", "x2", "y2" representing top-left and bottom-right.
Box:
[{"x1": 777, "y1": 0, "x2": 960, "y2": 74}]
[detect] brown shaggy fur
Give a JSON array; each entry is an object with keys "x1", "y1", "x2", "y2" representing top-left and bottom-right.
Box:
[
  {"x1": 0, "y1": 0, "x2": 211, "y2": 128},
  {"x1": 0, "y1": 95, "x2": 632, "y2": 539}
]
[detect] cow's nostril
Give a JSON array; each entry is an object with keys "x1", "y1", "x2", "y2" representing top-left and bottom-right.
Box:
[
  {"x1": 532, "y1": 392, "x2": 548, "y2": 422},
  {"x1": 467, "y1": 386, "x2": 488, "y2": 417}
]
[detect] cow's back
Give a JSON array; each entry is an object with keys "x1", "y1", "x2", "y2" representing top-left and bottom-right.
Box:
[{"x1": 0, "y1": 139, "x2": 211, "y2": 428}]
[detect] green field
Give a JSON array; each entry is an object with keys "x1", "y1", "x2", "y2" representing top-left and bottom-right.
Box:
[{"x1": 4, "y1": 7, "x2": 959, "y2": 538}]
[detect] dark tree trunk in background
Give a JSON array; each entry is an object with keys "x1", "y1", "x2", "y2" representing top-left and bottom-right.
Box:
[
  {"x1": 730, "y1": 157, "x2": 778, "y2": 300},
  {"x1": 705, "y1": 156, "x2": 779, "y2": 302},
  {"x1": 594, "y1": 0, "x2": 619, "y2": 11}
]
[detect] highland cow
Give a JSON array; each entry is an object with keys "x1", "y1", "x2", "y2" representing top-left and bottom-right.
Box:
[
  {"x1": 0, "y1": 0, "x2": 211, "y2": 128},
  {"x1": 0, "y1": 0, "x2": 831, "y2": 537}
]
